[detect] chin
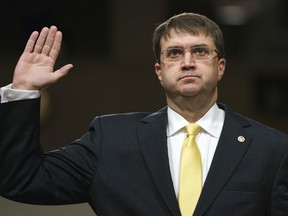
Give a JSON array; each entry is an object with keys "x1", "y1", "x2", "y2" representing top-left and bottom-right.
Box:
[
  {"x1": 181, "y1": 91, "x2": 199, "y2": 97},
  {"x1": 181, "y1": 87, "x2": 201, "y2": 96}
]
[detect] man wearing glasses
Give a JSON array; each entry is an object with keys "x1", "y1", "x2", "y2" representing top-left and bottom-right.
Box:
[{"x1": 0, "y1": 12, "x2": 288, "y2": 216}]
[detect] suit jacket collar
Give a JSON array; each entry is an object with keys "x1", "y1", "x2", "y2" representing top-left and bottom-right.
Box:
[
  {"x1": 138, "y1": 104, "x2": 253, "y2": 216},
  {"x1": 194, "y1": 103, "x2": 253, "y2": 216},
  {"x1": 138, "y1": 107, "x2": 181, "y2": 216}
]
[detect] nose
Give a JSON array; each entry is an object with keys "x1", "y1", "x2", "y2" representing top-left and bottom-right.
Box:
[{"x1": 181, "y1": 51, "x2": 196, "y2": 68}]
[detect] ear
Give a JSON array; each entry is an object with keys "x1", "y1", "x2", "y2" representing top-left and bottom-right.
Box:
[
  {"x1": 155, "y1": 63, "x2": 163, "y2": 84},
  {"x1": 217, "y1": 58, "x2": 226, "y2": 81}
]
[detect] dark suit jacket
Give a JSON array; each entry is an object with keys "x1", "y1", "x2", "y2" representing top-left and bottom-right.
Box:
[{"x1": 0, "y1": 98, "x2": 288, "y2": 216}]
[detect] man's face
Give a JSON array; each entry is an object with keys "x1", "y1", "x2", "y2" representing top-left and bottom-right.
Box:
[{"x1": 155, "y1": 30, "x2": 225, "y2": 102}]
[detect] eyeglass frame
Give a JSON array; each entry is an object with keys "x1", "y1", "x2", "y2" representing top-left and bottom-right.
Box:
[{"x1": 160, "y1": 45, "x2": 219, "y2": 62}]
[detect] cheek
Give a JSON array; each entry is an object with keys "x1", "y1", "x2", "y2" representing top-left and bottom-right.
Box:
[
  {"x1": 158, "y1": 73, "x2": 177, "y2": 91},
  {"x1": 204, "y1": 63, "x2": 222, "y2": 81},
  {"x1": 157, "y1": 64, "x2": 177, "y2": 83},
  {"x1": 162, "y1": 69, "x2": 178, "y2": 84},
  {"x1": 200, "y1": 69, "x2": 220, "y2": 86}
]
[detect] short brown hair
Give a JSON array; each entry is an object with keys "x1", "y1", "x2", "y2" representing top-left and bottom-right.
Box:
[{"x1": 152, "y1": 12, "x2": 225, "y2": 62}]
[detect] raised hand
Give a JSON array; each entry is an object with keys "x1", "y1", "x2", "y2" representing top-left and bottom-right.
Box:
[{"x1": 12, "y1": 26, "x2": 73, "y2": 90}]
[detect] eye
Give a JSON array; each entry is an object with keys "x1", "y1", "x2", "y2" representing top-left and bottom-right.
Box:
[
  {"x1": 192, "y1": 46, "x2": 209, "y2": 56},
  {"x1": 166, "y1": 48, "x2": 183, "y2": 58}
]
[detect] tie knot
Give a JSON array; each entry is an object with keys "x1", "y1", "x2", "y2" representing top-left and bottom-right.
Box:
[{"x1": 185, "y1": 123, "x2": 201, "y2": 136}]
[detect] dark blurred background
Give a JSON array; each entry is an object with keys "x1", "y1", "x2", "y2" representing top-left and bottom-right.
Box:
[{"x1": 1, "y1": 0, "x2": 288, "y2": 215}]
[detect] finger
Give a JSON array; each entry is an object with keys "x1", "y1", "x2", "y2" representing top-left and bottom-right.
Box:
[
  {"x1": 23, "y1": 31, "x2": 39, "y2": 53},
  {"x1": 49, "y1": 31, "x2": 62, "y2": 61},
  {"x1": 42, "y1": 26, "x2": 59, "y2": 56},
  {"x1": 33, "y1": 27, "x2": 50, "y2": 53},
  {"x1": 51, "y1": 64, "x2": 74, "y2": 82}
]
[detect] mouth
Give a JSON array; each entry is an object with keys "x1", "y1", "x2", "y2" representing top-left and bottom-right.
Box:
[{"x1": 178, "y1": 74, "x2": 199, "y2": 81}]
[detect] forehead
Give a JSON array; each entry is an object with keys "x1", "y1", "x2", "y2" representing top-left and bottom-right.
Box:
[{"x1": 160, "y1": 29, "x2": 215, "y2": 49}]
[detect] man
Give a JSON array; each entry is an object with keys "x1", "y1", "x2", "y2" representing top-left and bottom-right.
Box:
[{"x1": 0, "y1": 12, "x2": 288, "y2": 216}]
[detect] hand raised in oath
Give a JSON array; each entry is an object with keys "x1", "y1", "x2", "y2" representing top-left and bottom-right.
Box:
[{"x1": 12, "y1": 26, "x2": 73, "y2": 90}]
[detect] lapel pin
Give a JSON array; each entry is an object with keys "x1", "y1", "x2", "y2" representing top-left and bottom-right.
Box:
[{"x1": 237, "y1": 136, "x2": 245, "y2": 143}]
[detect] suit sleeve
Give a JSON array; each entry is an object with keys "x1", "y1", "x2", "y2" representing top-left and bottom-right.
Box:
[
  {"x1": 0, "y1": 99, "x2": 99, "y2": 205},
  {"x1": 270, "y1": 138, "x2": 288, "y2": 215}
]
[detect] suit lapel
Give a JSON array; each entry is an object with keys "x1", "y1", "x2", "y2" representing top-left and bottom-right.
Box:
[
  {"x1": 137, "y1": 107, "x2": 181, "y2": 216},
  {"x1": 194, "y1": 106, "x2": 253, "y2": 216}
]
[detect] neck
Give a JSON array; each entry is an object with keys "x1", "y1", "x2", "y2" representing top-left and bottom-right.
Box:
[{"x1": 166, "y1": 91, "x2": 218, "y2": 123}]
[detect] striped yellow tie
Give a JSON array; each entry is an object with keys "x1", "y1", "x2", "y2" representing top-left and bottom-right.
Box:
[{"x1": 179, "y1": 123, "x2": 202, "y2": 216}]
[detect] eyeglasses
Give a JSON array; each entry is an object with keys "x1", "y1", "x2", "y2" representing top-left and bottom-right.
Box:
[{"x1": 160, "y1": 46, "x2": 219, "y2": 62}]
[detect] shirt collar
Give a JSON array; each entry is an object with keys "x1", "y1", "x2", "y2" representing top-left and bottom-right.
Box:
[{"x1": 167, "y1": 103, "x2": 225, "y2": 138}]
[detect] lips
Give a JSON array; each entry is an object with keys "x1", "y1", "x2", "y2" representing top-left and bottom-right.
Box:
[{"x1": 178, "y1": 74, "x2": 199, "y2": 81}]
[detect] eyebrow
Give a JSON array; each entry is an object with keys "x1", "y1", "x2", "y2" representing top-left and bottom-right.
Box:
[{"x1": 166, "y1": 44, "x2": 209, "y2": 49}]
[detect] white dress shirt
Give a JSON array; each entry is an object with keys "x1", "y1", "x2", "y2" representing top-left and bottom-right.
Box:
[
  {"x1": 0, "y1": 84, "x2": 40, "y2": 103},
  {"x1": 167, "y1": 104, "x2": 225, "y2": 196}
]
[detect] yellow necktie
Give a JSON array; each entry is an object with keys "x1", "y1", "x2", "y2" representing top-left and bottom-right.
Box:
[{"x1": 179, "y1": 123, "x2": 202, "y2": 216}]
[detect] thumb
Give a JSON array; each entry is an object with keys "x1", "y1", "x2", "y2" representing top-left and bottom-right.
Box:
[{"x1": 52, "y1": 64, "x2": 73, "y2": 82}]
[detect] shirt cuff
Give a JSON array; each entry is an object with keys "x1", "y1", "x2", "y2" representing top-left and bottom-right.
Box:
[{"x1": 0, "y1": 84, "x2": 40, "y2": 103}]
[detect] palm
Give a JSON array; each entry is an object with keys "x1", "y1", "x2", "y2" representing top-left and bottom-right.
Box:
[{"x1": 13, "y1": 26, "x2": 73, "y2": 90}]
